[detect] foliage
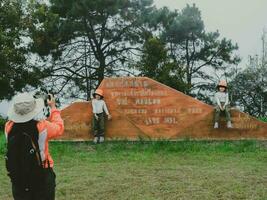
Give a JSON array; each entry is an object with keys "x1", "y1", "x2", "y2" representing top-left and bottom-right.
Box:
[
  {"x1": 0, "y1": 115, "x2": 7, "y2": 131},
  {"x1": 160, "y1": 4, "x2": 240, "y2": 96},
  {"x1": 259, "y1": 117, "x2": 267, "y2": 122},
  {"x1": 28, "y1": 0, "x2": 155, "y2": 100},
  {"x1": 137, "y1": 37, "x2": 188, "y2": 92},
  {"x1": 0, "y1": 1, "x2": 240, "y2": 104},
  {"x1": 135, "y1": 4, "x2": 240, "y2": 101},
  {"x1": 230, "y1": 65, "x2": 267, "y2": 117},
  {"x1": 0, "y1": 0, "x2": 42, "y2": 100}
]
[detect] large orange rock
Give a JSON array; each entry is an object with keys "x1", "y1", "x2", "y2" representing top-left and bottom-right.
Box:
[{"x1": 60, "y1": 77, "x2": 267, "y2": 140}]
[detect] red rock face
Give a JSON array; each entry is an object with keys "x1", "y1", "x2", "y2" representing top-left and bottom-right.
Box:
[{"x1": 61, "y1": 77, "x2": 267, "y2": 140}]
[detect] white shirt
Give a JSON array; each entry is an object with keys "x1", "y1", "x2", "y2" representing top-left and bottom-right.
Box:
[
  {"x1": 214, "y1": 92, "x2": 229, "y2": 106},
  {"x1": 92, "y1": 99, "x2": 110, "y2": 115}
]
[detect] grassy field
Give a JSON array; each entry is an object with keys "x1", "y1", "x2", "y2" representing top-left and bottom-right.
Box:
[{"x1": 1, "y1": 133, "x2": 267, "y2": 200}]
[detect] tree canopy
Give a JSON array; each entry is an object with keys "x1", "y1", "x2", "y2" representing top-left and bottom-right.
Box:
[
  {"x1": 0, "y1": 1, "x2": 241, "y2": 104},
  {"x1": 28, "y1": 0, "x2": 155, "y2": 100},
  {"x1": 0, "y1": 0, "x2": 41, "y2": 100}
]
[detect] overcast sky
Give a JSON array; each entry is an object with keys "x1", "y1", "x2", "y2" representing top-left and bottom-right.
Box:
[
  {"x1": 154, "y1": 0, "x2": 267, "y2": 63},
  {"x1": 1, "y1": 0, "x2": 267, "y2": 116}
]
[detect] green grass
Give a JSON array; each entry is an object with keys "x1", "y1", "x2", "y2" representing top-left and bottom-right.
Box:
[{"x1": 1, "y1": 133, "x2": 267, "y2": 200}]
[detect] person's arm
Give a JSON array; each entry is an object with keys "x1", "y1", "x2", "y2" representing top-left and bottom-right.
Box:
[
  {"x1": 224, "y1": 93, "x2": 229, "y2": 106},
  {"x1": 43, "y1": 108, "x2": 64, "y2": 139},
  {"x1": 43, "y1": 94, "x2": 64, "y2": 139},
  {"x1": 92, "y1": 100, "x2": 99, "y2": 120},
  {"x1": 103, "y1": 101, "x2": 112, "y2": 120},
  {"x1": 92, "y1": 99, "x2": 96, "y2": 113},
  {"x1": 222, "y1": 93, "x2": 229, "y2": 110},
  {"x1": 4, "y1": 121, "x2": 13, "y2": 140},
  {"x1": 215, "y1": 93, "x2": 222, "y2": 109}
]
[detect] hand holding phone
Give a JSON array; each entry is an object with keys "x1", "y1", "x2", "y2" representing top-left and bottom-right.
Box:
[{"x1": 47, "y1": 94, "x2": 56, "y2": 109}]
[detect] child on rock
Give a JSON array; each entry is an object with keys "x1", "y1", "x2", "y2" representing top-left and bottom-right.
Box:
[{"x1": 214, "y1": 80, "x2": 232, "y2": 129}]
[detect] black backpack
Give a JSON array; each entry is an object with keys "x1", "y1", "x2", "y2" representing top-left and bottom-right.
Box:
[{"x1": 5, "y1": 120, "x2": 45, "y2": 192}]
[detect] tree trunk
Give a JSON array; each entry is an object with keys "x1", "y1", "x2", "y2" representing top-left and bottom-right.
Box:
[
  {"x1": 97, "y1": 56, "x2": 106, "y2": 87},
  {"x1": 185, "y1": 39, "x2": 191, "y2": 94}
]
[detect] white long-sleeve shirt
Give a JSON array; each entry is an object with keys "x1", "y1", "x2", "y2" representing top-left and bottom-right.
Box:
[
  {"x1": 214, "y1": 92, "x2": 229, "y2": 106},
  {"x1": 92, "y1": 99, "x2": 110, "y2": 115}
]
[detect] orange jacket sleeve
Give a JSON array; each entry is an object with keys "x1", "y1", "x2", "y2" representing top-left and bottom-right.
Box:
[
  {"x1": 4, "y1": 121, "x2": 14, "y2": 139},
  {"x1": 37, "y1": 108, "x2": 64, "y2": 139}
]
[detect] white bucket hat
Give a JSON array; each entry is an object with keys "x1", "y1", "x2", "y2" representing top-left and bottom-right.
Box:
[{"x1": 7, "y1": 93, "x2": 45, "y2": 123}]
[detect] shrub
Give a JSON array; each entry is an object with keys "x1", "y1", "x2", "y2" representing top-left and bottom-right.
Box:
[
  {"x1": 0, "y1": 115, "x2": 7, "y2": 131},
  {"x1": 259, "y1": 117, "x2": 267, "y2": 122}
]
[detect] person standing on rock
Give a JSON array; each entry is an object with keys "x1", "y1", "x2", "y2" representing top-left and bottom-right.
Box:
[
  {"x1": 214, "y1": 80, "x2": 233, "y2": 129},
  {"x1": 91, "y1": 89, "x2": 112, "y2": 143}
]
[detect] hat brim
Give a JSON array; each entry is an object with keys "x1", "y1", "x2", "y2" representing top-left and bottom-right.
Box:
[
  {"x1": 7, "y1": 98, "x2": 45, "y2": 123},
  {"x1": 217, "y1": 85, "x2": 227, "y2": 88},
  {"x1": 93, "y1": 93, "x2": 104, "y2": 98}
]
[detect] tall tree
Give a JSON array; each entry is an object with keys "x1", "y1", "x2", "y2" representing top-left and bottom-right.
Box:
[
  {"x1": 137, "y1": 37, "x2": 187, "y2": 92},
  {"x1": 230, "y1": 65, "x2": 267, "y2": 117},
  {"x1": 29, "y1": 0, "x2": 155, "y2": 100},
  {"x1": 0, "y1": 0, "x2": 41, "y2": 100},
  {"x1": 229, "y1": 30, "x2": 267, "y2": 117},
  {"x1": 161, "y1": 4, "x2": 240, "y2": 96}
]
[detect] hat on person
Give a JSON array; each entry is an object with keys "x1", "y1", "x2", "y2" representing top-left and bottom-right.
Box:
[
  {"x1": 93, "y1": 89, "x2": 104, "y2": 98},
  {"x1": 7, "y1": 93, "x2": 45, "y2": 123},
  {"x1": 217, "y1": 80, "x2": 227, "y2": 88}
]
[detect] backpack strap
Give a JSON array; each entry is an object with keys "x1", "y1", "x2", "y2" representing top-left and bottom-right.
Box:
[{"x1": 23, "y1": 132, "x2": 42, "y2": 167}]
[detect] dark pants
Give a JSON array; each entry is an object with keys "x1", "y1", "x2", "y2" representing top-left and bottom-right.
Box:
[
  {"x1": 214, "y1": 104, "x2": 231, "y2": 122},
  {"x1": 12, "y1": 168, "x2": 56, "y2": 200},
  {"x1": 92, "y1": 113, "x2": 105, "y2": 137}
]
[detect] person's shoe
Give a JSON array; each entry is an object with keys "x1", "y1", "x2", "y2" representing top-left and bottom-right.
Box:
[
  {"x1": 99, "y1": 136, "x2": 105, "y2": 143},
  {"x1": 227, "y1": 121, "x2": 233, "y2": 128},
  {"x1": 93, "y1": 137, "x2": 98, "y2": 144},
  {"x1": 214, "y1": 122, "x2": 219, "y2": 129}
]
